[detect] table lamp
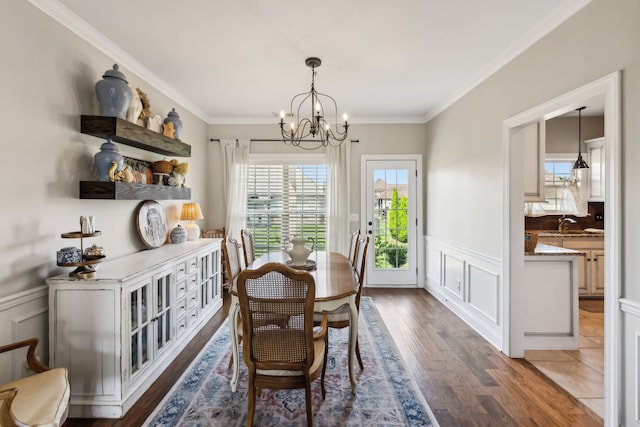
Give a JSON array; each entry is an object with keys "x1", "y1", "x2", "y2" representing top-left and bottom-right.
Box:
[{"x1": 180, "y1": 202, "x2": 204, "y2": 241}]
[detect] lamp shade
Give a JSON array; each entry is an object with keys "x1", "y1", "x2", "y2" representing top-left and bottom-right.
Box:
[
  {"x1": 180, "y1": 202, "x2": 204, "y2": 221},
  {"x1": 180, "y1": 202, "x2": 204, "y2": 241}
]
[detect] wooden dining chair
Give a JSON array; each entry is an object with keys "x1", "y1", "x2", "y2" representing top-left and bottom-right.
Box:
[
  {"x1": 347, "y1": 229, "x2": 361, "y2": 269},
  {"x1": 223, "y1": 236, "x2": 244, "y2": 368},
  {"x1": 0, "y1": 338, "x2": 70, "y2": 427},
  {"x1": 241, "y1": 229, "x2": 256, "y2": 267},
  {"x1": 316, "y1": 236, "x2": 369, "y2": 370},
  {"x1": 203, "y1": 227, "x2": 227, "y2": 286},
  {"x1": 237, "y1": 262, "x2": 328, "y2": 427}
]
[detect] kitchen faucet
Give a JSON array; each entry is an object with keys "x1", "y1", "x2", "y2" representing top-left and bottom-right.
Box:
[{"x1": 558, "y1": 215, "x2": 577, "y2": 232}]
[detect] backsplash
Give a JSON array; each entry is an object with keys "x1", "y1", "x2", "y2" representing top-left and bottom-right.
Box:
[{"x1": 525, "y1": 202, "x2": 604, "y2": 231}]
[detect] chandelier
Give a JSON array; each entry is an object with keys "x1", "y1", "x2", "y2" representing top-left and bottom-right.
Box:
[{"x1": 279, "y1": 57, "x2": 349, "y2": 147}]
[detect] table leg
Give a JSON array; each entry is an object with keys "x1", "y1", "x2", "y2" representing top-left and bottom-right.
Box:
[
  {"x1": 228, "y1": 296, "x2": 240, "y2": 392},
  {"x1": 348, "y1": 296, "x2": 359, "y2": 393}
]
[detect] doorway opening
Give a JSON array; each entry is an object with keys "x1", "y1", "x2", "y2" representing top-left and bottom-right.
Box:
[{"x1": 502, "y1": 72, "x2": 620, "y2": 424}]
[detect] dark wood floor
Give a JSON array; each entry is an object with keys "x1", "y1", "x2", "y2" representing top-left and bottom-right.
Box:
[{"x1": 66, "y1": 288, "x2": 602, "y2": 427}]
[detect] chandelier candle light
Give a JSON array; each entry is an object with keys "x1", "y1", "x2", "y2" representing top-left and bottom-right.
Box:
[
  {"x1": 180, "y1": 202, "x2": 204, "y2": 241},
  {"x1": 279, "y1": 57, "x2": 349, "y2": 147}
]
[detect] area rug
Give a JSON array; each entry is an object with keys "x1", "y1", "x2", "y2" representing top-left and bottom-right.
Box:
[{"x1": 143, "y1": 297, "x2": 439, "y2": 426}]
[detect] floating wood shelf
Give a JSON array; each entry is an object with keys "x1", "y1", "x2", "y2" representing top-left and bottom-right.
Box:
[
  {"x1": 81, "y1": 115, "x2": 191, "y2": 157},
  {"x1": 80, "y1": 181, "x2": 191, "y2": 200}
]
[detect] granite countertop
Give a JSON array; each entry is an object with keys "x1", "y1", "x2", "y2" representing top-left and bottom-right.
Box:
[
  {"x1": 526, "y1": 243, "x2": 586, "y2": 256},
  {"x1": 536, "y1": 228, "x2": 604, "y2": 238}
]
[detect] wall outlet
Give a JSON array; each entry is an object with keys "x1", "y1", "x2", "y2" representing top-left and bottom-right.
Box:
[{"x1": 595, "y1": 213, "x2": 604, "y2": 222}]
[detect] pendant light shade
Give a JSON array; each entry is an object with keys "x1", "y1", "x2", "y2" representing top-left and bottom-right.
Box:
[{"x1": 572, "y1": 106, "x2": 589, "y2": 169}]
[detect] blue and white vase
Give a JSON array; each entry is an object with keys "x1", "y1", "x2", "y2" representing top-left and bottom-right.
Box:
[
  {"x1": 95, "y1": 64, "x2": 133, "y2": 119},
  {"x1": 170, "y1": 225, "x2": 188, "y2": 244},
  {"x1": 94, "y1": 137, "x2": 124, "y2": 181},
  {"x1": 164, "y1": 108, "x2": 183, "y2": 139}
]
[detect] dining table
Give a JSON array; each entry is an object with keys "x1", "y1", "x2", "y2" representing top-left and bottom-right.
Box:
[{"x1": 228, "y1": 251, "x2": 360, "y2": 393}]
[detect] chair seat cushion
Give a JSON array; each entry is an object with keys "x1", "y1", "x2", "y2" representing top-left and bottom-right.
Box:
[
  {"x1": 257, "y1": 339, "x2": 326, "y2": 377},
  {"x1": 313, "y1": 305, "x2": 350, "y2": 323},
  {"x1": 0, "y1": 368, "x2": 69, "y2": 427}
]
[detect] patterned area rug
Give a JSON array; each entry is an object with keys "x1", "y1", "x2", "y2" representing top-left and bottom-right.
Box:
[{"x1": 144, "y1": 297, "x2": 438, "y2": 426}]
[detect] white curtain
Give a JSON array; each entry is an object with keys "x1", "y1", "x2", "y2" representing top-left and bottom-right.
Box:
[
  {"x1": 326, "y1": 142, "x2": 351, "y2": 254},
  {"x1": 220, "y1": 139, "x2": 250, "y2": 240},
  {"x1": 560, "y1": 177, "x2": 588, "y2": 217}
]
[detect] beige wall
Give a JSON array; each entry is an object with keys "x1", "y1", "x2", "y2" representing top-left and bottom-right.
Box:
[
  {"x1": 425, "y1": 0, "x2": 639, "y2": 274},
  {"x1": 208, "y1": 123, "x2": 428, "y2": 234},
  {"x1": 0, "y1": 1, "x2": 209, "y2": 298},
  {"x1": 546, "y1": 116, "x2": 604, "y2": 153}
]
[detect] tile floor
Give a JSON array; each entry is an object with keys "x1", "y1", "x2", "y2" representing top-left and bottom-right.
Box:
[{"x1": 524, "y1": 300, "x2": 604, "y2": 419}]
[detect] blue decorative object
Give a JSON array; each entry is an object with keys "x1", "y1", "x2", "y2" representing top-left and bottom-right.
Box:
[
  {"x1": 57, "y1": 247, "x2": 82, "y2": 264},
  {"x1": 164, "y1": 108, "x2": 183, "y2": 139},
  {"x1": 94, "y1": 137, "x2": 124, "y2": 181},
  {"x1": 170, "y1": 225, "x2": 188, "y2": 244},
  {"x1": 95, "y1": 64, "x2": 133, "y2": 119}
]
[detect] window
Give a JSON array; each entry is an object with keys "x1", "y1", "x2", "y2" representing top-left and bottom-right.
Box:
[
  {"x1": 245, "y1": 155, "x2": 328, "y2": 256},
  {"x1": 540, "y1": 159, "x2": 574, "y2": 212}
]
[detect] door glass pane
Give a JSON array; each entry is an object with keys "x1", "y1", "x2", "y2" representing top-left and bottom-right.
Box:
[{"x1": 373, "y1": 168, "x2": 409, "y2": 270}]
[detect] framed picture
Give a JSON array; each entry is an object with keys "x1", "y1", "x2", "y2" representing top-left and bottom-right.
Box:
[{"x1": 135, "y1": 200, "x2": 168, "y2": 248}]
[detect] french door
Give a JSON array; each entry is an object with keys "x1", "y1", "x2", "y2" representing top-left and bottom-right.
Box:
[{"x1": 362, "y1": 157, "x2": 419, "y2": 286}]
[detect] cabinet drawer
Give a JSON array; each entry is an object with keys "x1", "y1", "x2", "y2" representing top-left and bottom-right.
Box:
[
  {"x1": 187, "y1": 274, "x2": 198, "y2": 292},
  {"x1": 187, "y1": 289, "x2": 199, "y2": 309},
  {"x1": 188, "y1": 306, "x2": 199, "y2": 324},
  {"x1": 176, "y1": 280, "x2": 187, "y2": 299},
  {"x1": 187, "y1": 257, "x2": 198, "y2": 273},
  {"x1": 562, "y1": 239, "x2": 604, "y2": 250},
  {"x1": 176, "y1": 297, "x2": 188, "y2": 319},
  {"x1": 176, "y1": 315, "x2": 188, "y2": 337},
  {"x1": 176, "y1": 261, "x2": 188, "y2": 280}
]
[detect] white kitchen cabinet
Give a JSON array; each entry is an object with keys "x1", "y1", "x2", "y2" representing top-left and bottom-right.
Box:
[
  {"x1": 523, "y1": 120, "x2": 546, "y2": 202},
  {"x1": 585, "y1": 137, "x2": 605, "y2": 201},
  {"x1": 537, "y1": 235, "x2": 604, "y2": 297},
  {"x1": 47, "y1": 239, "x2": 222, "y2": 418}
]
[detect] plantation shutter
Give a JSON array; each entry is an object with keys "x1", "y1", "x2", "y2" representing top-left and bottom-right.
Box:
[{"x1": 246, "y1": 161, "x2": 328, "y2": 256}]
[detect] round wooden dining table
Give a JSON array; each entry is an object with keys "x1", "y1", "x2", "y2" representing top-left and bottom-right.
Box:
[{"x1": 228, "y1": 251, "x2": 360, "y2": 393}]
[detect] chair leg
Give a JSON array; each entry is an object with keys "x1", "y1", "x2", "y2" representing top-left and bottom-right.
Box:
[
  {"x1": 304, "y1": 382, "x2": 313, "y2": 427},
  {"x1": 356, "y1": 339, "x2": 364, "y2": 370},
  {"x1": 247, "y1": 377, "x2": 256, "y2": 427},
  {"x1": 321, "y1": 334, "x2": 328, "y2": 399}
]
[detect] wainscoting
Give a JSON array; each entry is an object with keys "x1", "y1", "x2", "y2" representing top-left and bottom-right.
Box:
[
  {"x1": 621, "y1": 297, "x2": 640, "y2": 424},
  {"x1": 424, "y1": 236, "x2": 503, "y2": 350},
  {"x1": 0, "y1": 285, "x2": 49, "y2": 383}
]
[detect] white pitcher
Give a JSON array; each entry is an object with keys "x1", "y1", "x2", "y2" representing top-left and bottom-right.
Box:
[{"x1": 285, "y1": 237, "x2": 315, "y2": 266}]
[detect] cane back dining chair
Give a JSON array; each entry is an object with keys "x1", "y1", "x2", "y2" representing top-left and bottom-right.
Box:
[
  {"x1": 0, "y1": 338, "x2": 70, "y2": 427},
  {"x1": 237, "y1": 262, "x2": 328, "y2": 427},
  {"x1": 347, "y1": 229, "x2": 361, "y2": 269},
  {"x1": 223, "y1": 236, "x2": 245, "y2": 367},
  {"x1": 315, "y1": 235, "x2": 369, "y2": 370},
  {"x1": 202, "y1": 227, "x2": 227, "y2": 286},
  {"x1": 241, "y1": 229, "x2": 256, "y2": 267}
]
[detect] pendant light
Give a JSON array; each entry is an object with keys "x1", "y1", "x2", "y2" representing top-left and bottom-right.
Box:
[{"x1": 572, "y1": 106, "x2": 589, "y2": 169}]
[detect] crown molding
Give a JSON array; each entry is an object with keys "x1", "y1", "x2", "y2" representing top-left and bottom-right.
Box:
[
  {"x1": 28, "y1": 0, "x2": 211, "y2": 123},
  {"x1": 423, "y1": 0, "x2": 592, "y2": 123}
]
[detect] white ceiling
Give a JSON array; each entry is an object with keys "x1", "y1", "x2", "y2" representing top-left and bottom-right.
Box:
[{"x1": 35, "y1": 0, "x2": 591, "y2": 124}]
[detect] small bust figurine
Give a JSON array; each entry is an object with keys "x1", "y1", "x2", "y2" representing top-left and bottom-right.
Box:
[{"x1": 162, "y1": 121, "x2": 175, "y2": 138}]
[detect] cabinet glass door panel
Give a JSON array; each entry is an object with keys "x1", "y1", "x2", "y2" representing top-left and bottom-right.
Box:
[
  {"x1": 153, "y1": 271, "x2": 173, "y2": 351},
  {"x1": 129, "y1": 282, "x2": 152, "y2": 375}
]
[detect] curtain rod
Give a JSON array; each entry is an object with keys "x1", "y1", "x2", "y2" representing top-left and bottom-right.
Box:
[{"x1": 209, "y1": 138, "x2": 359, "y2": 143}]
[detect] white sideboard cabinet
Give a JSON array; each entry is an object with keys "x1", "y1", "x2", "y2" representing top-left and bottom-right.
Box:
[{"x1": 46, "y1": 239, "x2": 222, "y2": 418}]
